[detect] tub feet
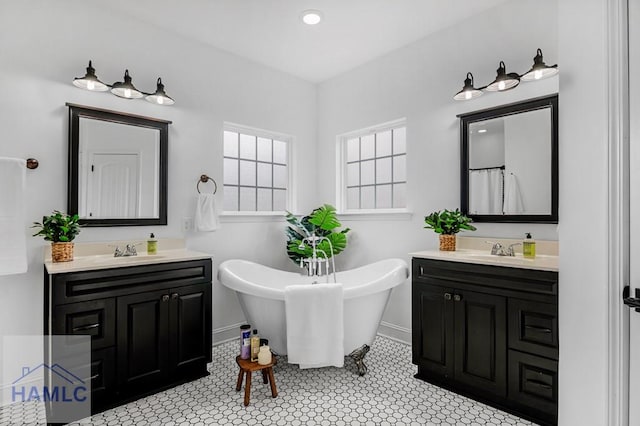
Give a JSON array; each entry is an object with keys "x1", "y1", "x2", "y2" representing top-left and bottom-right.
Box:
[{"x1": 348, "y1": 344, "x2": 370, "y2": 376}]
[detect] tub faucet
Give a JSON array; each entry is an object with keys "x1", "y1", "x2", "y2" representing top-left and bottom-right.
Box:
[{"x1": 299, "y1": 233, "x2": 337, "y2": 283}]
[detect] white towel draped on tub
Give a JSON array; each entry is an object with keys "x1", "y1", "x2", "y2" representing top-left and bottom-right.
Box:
[
  {"x1": 0, "y1": 157, "x2": 27, "y2": 275},
  {"x1": 194, "y1": 193, "x2": 220, "y2": 232},
  {"x1": 285, "y1": 283, "x2": 344, "y2": 369}
]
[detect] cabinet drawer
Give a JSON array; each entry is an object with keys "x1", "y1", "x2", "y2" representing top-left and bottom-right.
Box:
[
  {"x1": 52, "y1": 259, "x2": 212, "y2": 304},
  {"x1": 508, "y1": 299, "x2": 558, "y2": 359},
  {"x1": 53, "y1": 299, "x2": 116, "y2": 349},
  {"x1": 508, "y1": 350, "x2": 557, "y2": 422}
]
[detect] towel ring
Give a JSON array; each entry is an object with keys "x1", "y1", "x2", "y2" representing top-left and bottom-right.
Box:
[{"x1": 197, "y1": 174, "x2": 217, "y2": 194}]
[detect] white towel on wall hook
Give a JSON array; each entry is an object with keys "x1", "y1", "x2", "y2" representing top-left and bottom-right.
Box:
[
  {"x1": 195, "y1": 193, "x2": 220, "y2": 232},
  {"x1": 0, "y1": 157, "x2": 28, "y2": 275}
]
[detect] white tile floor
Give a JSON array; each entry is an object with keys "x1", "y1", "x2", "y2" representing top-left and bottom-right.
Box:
[{"x1": 0, "y1": 337, "x2": 534, "y2": 425}]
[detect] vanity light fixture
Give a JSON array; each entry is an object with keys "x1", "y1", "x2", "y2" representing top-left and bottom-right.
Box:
[
  {"x1": 485, "y1": 61, "x2": 520, "y2": 92},
  {"x1": 301, "y1": 9, "x2": 323, "y2": 25},
  {"x1": 110, "y1": 70, "x2": 144, "y2": 99},
  {"x1": 72, "y1": 60, "x2": 109, "y2": 92},
  {"x1": 72, "y1": 60, "x2": 175, "y2": 105},
  {"x1": 454, "y1": 48, "x2": 558, "y2": 101},
  {"x1": 521, "y1": 48, "x2": 559, "y2": 81},
  {"x1": 145, "y1": 78, "x2": 175, "y2": 105},
  {"x1": 453, "y1": 72, "x2": 483, "y2": 101}
]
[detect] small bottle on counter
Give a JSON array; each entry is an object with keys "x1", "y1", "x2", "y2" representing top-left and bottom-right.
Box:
[
  {"x1": 147, "y1": 233, "x2": 157, "y2": 255},
  {"x1": 240, "y1": 324, "x2": 251, "y2": 359},
  {"x1": 523, "y1": 233, "x2": 536, "y2": 259},
  {"x1": 250, "y1": 329, "x2": 260, "y2": 362}
]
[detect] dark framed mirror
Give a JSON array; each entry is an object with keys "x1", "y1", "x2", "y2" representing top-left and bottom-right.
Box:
[
  {"x1": 67, "y1": 103, "x2": 170, "y2": 226},
  {"x1": 459, "y1": 94, "x2": 558, "y2": 223}
]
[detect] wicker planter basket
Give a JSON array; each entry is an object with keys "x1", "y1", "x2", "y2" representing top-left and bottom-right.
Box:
[
  {"x1": 439, "y1": 234, "x2": 456, "y2": 251},
  {"x1": 51, "y1": 242, "x2": 74, "y2": 262}
]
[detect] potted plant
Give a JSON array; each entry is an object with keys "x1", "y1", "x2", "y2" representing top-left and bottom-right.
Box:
[
  {"x1": 285, "y1": 204, "x2": 350, "y2": 266},
  {"x1": 424, "y1": 208, "x2": 476, "y2": 251},
  {"x1": 32, "y1": 210, "x2": 81, "y2": 262}
]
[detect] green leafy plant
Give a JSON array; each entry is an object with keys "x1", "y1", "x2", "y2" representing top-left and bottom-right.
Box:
[
  {"x1": 424, "y1": 209, "x2": 476, "y2": 235},
  {"x1": 32, "y1": 210, "x2": 81, "y2": 242},
  {"x1": 285, "y1": 204, "x2": 350, "y2": 265}
]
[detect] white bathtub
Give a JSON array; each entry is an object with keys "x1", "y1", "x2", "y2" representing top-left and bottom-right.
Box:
[{"x1": 218, "y1": 258, "x2": 409, "y2": 358}]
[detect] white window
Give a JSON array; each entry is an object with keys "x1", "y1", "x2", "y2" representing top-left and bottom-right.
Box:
[
  {"x1": 338, "y1": 119, "x2": 407, "y2": 211},
  {"x1": 223, "y1": 124, "x2": 291, "y2": 212}
]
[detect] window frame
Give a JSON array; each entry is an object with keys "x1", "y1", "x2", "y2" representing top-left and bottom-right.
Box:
[
  {"x1": 336, "y1": 118, "x2": 409, "y2": 215},
  {"x1": 222, "y1": 122, "x2": 294, "y2": 216}
]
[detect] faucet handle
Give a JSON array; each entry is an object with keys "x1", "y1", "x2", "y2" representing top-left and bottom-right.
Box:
[
  {"x1": 507, "y1": 243, "x2": 522, "y2": 257},
  {"x1": 485, "y1": 240, "x2": 502, "y2": 255},
  {"x1": 112, "y1": 246, "x2": 123, "y2": 257}
]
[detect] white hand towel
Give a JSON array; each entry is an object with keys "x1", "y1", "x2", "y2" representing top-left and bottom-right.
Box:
[
  {"x1": 194, "y1": 193, "x2": 219, "y2": 232},
  {"x1": 0, "y1": 157, "x2": 27, "y2": 275},
  {"x1": 285, "y1": 283, "x2": 344, "y2": 369}
]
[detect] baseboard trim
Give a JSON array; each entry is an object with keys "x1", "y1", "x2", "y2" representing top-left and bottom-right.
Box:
[
  {"x1": 377, "y1": 321, "x2": 411, "y2": 345},
  {"x1": 213, "y1": 322, "x2": 245, "y2": 346}
]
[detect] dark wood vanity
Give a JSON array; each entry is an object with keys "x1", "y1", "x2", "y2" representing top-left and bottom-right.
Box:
[
  {"x1": 44, "y1": 257, "x2": 212, "y2": 417},
  {"x1": 412, "y1": 256, "x2": 558, "y2": 425}
]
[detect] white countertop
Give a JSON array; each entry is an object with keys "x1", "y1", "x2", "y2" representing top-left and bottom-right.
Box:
[
  {"x1": 410, "y1": 249, "x2": 558, "y2": 272},
  {"x1": 44, "y1": 239, "x2": 212, "y2": 274}
]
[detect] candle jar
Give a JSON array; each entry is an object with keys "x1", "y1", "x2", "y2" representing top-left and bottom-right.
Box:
[{"x1": 257, "y1": 345, "x2": 272, "y2": 365}]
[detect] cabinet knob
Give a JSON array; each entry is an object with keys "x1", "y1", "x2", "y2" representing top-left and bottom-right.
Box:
[
  {"x1": 444, "y1": 293, "x2": 452, "y2": 300},
  {"x1": 161, "y1": 295, "x2": 169, "y2": 302},
  {"x1": 453, "y1": 294, "x2": 462, "y2": 302},
  {"x1": 171, "y1": 293, "x2": 179, "y2": 299}
]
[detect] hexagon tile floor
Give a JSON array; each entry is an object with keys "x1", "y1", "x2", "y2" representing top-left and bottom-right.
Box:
[{"x1": 0, "y1": 337, "x2": 535, "y2": 425}]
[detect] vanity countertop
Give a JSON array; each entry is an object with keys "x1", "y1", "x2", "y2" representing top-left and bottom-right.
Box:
[
  {"x1": 410, "y1": 249, "x2": 558, "y2": 272},
  {"x1": 44, "y1": 239, "x2": 212, "y2": 274},
  {"x1": 45, "y1": 249, "x2": 212, "y2": 274}
]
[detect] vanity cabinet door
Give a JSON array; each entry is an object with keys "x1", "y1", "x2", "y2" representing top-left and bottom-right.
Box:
[
  {"x1": 169, "y1": 283, "x2": 212, "y2": 375},
  {"x1": 453, "y1": 290, "x2": 507, "y2": 398},
  {"x1": 117, "y1": 289, "x2": 170, "y2": 393},
  {"x1": 412, "y1": 283, "x2": 455, "y2": 380}
]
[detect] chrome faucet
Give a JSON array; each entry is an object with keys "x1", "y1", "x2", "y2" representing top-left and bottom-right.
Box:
[
  {"x1": 485, "y1": 241, "x2": 521, "y2": 257},
  {"x1": 298, "y1": 233, "x2": 337, "y2": 283},
  {"x1": 113, "y1": 243, "x2": 139, "y2": 257}
]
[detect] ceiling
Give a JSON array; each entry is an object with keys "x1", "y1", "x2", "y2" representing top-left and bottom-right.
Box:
[{"x1": 104, "y1": 0, "x2": 511, "y2": 83}]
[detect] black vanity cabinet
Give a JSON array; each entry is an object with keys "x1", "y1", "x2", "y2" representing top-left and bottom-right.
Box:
[
  {"x1": 412, "y1": 257, "x2": 558, "y2": 426},
  {"x1": 45, "y1": 258, "x2": 212, "y2": 414}
]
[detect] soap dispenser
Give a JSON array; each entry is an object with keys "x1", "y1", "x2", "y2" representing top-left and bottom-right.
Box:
[
  {"x1": 147, "y1": 233, "x2": 157, "y2": 255},
  {"x1": 523, "y1": 233, "x2": 536, "y2": 259}
]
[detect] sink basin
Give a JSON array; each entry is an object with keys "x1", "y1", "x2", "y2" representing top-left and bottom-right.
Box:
[{"x1": 80, "y1": 254, "x2": 166, "y2": 264}]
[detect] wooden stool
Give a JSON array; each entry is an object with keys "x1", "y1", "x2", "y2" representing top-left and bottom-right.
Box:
[{"x1": 235, "y1": 356, "x2": 277, "y2": 406}]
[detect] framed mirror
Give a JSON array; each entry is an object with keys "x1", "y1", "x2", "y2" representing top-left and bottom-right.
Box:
[
  {"x1": 459, "y1": 94, "x2": 558, "y2": 223},
  {"x1": 67, "y1": 103, "x2": 170, "y2": 226}
]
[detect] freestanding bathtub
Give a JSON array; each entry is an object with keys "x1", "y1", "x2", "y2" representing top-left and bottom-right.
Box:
[{"x1": 218, "y1": 258, "x2": 409, "y2": 374}]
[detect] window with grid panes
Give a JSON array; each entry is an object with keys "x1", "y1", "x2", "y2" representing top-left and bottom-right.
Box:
[
  {"x1": 341, "y1": 121, "x2": 407, "y2": 210},
  {"x1": 223, "y1": 126, "x2": 290, "y2": 212}
]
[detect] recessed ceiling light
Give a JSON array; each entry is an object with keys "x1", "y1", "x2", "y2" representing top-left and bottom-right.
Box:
[
  {"x1": 301, "y1": 10, "x2": 322, "y2": 25},
  {"x1": 478, "y1": 129, "x2": 487, "y2": 133}
]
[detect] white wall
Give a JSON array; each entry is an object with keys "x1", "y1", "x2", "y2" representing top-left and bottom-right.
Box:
[
  {"x1": 0, "y1": 1, "x2": 317, "y2": 347},
  {"x1": 316, "y1": 0, "x2": 559, "y2": 340},
  {"x1": 558, "y1": 0, "x2": 610, "y2": 424}
]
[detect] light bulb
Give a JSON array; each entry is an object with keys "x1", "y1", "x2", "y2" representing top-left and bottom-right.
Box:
[
  {"x1": 534, "y1": 69, "x2": 543, "y2": 80},
  {"x1": 124, "y1": 88, "x2": 131, "y2": 98},
  {"x1": 301, "y1": 10, "x2": 322, "y2": 25},
  {"x1": 157, "y1": 97, "x2": 164, "y2": 105},
  {"x1": 465, "y1": 91, "x2": 472, "y2": 100},
  {"x1": 87, "y1": 81, "x2": 95, "y2": 90},
  {"x1": 498, "y1": 81, "x2": 506, "y2": 91}
]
